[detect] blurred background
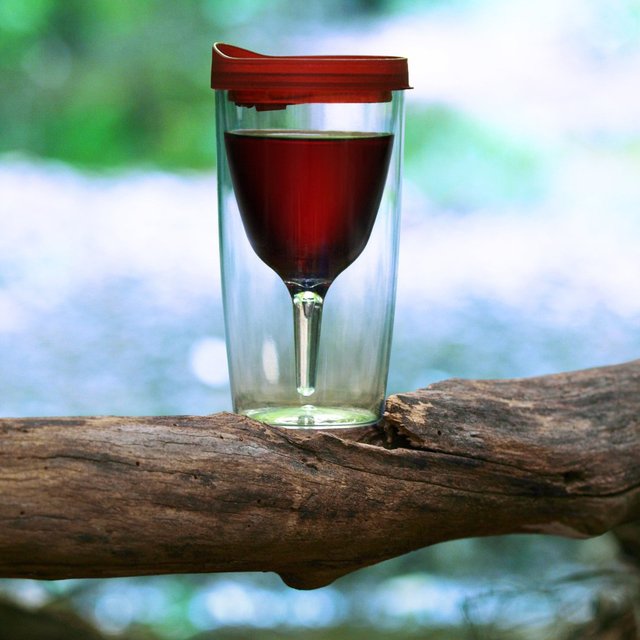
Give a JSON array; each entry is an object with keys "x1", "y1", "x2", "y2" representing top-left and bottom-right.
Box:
[{"x1": 1, "y1": 0, "x2": 640, "y2": 637}]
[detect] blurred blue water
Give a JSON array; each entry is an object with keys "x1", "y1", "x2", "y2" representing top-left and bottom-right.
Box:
[{"x1": 0, "y1": 158, "x2": 638, "y2": 418}]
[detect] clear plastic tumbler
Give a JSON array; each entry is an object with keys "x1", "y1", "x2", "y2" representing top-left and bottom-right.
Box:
[{"x1": 211, "y1": 43, "x2": 410, "y2": 428}]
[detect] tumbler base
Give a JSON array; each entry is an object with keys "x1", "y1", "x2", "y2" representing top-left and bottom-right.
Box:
[{"x1": 243, "y1": 405, "x2": 378, "y2": 429}]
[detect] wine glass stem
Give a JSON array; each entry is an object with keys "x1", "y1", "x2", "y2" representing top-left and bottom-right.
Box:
[{"x1": 292, "y1": 291, "x2": 324, "y2": 397}]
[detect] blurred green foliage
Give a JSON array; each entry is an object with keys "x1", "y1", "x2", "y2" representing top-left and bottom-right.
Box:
[
  {"x1": 0, "y1": 0, "x2": 545, "y2": 210},
  {"x1": 2, "y1": 0, "x2": 522, "y2": 189},
  {"x1": 0, "y1": 0, "x2": 403, "y2": 169},
  {"x1": 0, "y1": 0, "x2": 217, "y2": 168}
]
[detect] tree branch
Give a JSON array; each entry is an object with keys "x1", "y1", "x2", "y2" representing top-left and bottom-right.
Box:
[{"x1": 1, "y1": 360, "x2": 639, "y2": 589}]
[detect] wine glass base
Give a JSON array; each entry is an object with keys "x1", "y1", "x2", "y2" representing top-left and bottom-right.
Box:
[{"x1": 243, "y1": 405, "x2": 378, "y2": 429}]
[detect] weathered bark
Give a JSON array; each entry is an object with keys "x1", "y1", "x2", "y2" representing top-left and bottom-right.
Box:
[{"x1": 0, "y1": 360, "x2": 638, "y2": 590}]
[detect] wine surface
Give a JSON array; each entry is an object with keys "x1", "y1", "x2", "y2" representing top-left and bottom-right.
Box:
[{"x1": 225, "y1": 129, "x2": 393, "y2": 293}]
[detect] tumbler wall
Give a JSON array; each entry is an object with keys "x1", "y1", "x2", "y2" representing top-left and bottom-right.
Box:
[{"x1": 215, "y1": 90, "x2": 405, "y2": 427}]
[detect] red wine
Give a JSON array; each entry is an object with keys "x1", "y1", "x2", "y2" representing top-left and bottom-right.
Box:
[{"x1": 224, "y1": 130, "x2": 393, "y2": 293}]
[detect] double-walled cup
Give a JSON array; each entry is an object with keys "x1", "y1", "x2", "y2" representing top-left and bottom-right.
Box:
[{"x1": 211, "y1": 43, "x2": 409, "y2": 428}]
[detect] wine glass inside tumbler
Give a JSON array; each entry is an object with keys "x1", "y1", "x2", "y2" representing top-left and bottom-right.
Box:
[
  {"x1": 225, "y1": 129, "x2": 393, "y2": 414},
  {"x1": 224, "y1": 130, "x2": 394, "y2": 296},
  {"x1": 212, "y1": 43, "x2": 409, "y2": 428}
]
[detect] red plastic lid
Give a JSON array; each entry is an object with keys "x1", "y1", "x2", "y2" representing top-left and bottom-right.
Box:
[{"x1": 211, "y1": 43, "x2": 410, "y2": 108}]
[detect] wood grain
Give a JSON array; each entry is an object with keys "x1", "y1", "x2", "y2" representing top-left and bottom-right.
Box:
[{"x1": 1, "y1": 360, "x2": 638, "y2": 589}]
